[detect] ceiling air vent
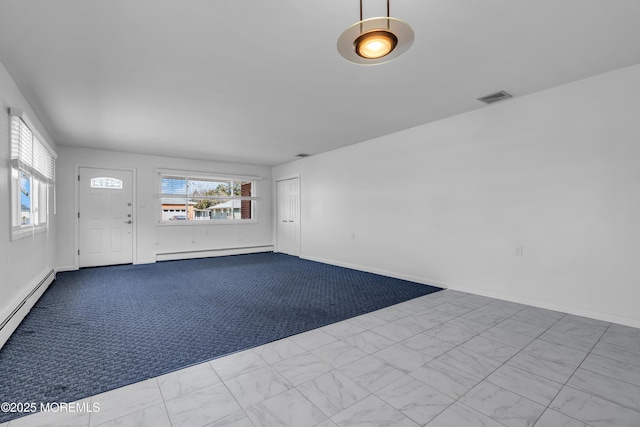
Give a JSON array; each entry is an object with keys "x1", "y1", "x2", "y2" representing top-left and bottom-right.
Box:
[
  {"x1": 296, "y1": 153, "x2": 311, "y2": 158},
  {"x1": 478, "y1": 90, "x2": 513, "y2": 105}
]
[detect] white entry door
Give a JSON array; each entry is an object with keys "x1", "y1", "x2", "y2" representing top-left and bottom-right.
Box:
[
  {"x1": 276, "y1": 178, "x2": 300, "y2": 256},
  {"x1": 79, "y1": 167, "x2": 134, "y2": 267}
]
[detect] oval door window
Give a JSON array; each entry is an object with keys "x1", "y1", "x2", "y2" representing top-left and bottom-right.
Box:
[{"x1": 90, "y1": 177, "x2": 123, "y2": 189}]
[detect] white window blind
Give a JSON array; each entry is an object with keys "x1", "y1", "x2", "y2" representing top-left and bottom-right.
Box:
[
  {"x1": 9, "y1": 109, "x2": 57, "y2": 239},
  {"x1": 11, "y1": 115, "x2": 56, "y2": 184}
]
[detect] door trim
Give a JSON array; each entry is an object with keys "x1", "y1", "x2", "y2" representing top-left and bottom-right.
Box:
[{"x1": 74, "y1": 164, "x2": 137, "y2": 270}]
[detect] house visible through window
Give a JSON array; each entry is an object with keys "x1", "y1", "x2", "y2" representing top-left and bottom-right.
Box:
[
  {"x1": 10, "y1": 110, "x2": 56, "y2": 239},
  {"x1": 157, "y1": 172, "x2": 258, "y2": 222}
]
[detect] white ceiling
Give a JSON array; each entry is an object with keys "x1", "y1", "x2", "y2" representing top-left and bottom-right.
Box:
[{"x1": 1, "y1": 0, "x2": 639, "y2": 166}]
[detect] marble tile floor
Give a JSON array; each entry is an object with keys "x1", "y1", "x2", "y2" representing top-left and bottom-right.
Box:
[{"x1": 5, "y1": 289, "x2": 640, "y2": 427}]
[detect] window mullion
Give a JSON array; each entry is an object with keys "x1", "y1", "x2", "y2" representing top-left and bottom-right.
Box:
[
  {"x1": 159, "y1": 173, "x2": 256, "y2": 223},
  {"x1": 186, "y1": 179, "x2": 190, "y2": 220}
]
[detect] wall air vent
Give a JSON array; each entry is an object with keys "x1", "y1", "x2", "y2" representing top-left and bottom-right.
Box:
[
  {"x1": 296, "y1": 153, "x2": 311, "y2": 158},
  {"x1": 478, "y1": 90, "x2": 513, "y2": 105}
]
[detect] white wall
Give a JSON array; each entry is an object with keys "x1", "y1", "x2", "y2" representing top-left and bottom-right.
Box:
[
  {"x1": 56, "y1": 147, "x2": 273, "y2": 270},
  {"x1": 273, "y1": 64, "x2": 640, "y2": 327},
  {"x1": 0, "y1": 62, "x2": 58, "y2": 348}
]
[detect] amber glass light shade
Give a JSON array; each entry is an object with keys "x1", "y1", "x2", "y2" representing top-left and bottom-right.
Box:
[
  {"x1": 355, "y1": 30, "x2": 398, "y2": 59},
  {"x1": 337, "y1": 17, "x2": 414, "y2": 65}
]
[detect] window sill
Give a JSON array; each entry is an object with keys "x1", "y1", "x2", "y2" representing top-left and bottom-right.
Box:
[
  {"x1": 157, "y1": 219, "x2": 258, "y2": 226},
  {"x1": 11, "y1": 224, "x2": 48, "y2": 241}
]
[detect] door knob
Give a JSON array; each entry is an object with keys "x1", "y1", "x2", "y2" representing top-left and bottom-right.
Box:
[{"x1": 125, "y1": 220, "x2": 133, "y2": 224}]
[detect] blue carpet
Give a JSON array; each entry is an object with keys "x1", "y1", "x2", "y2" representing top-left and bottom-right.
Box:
[{"x1": 0, "y1": 253, "x2": 441, "y2": 422}]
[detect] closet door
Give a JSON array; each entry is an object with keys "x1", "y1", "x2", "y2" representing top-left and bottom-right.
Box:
[{"x1": 276, "y1": 178, "x2": 300, "y2": 256}]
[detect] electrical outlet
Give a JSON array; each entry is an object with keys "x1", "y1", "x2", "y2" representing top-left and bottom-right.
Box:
[{"x1": 515, "y1": 246, "x2": 523, "y2": 257}]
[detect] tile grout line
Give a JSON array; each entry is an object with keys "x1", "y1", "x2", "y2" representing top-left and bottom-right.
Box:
[
  {"x1": 529, "y1": 319, "x2": 612, "y2": 427},
  {"x1": 559, "y1": 324, "x2": 640, "y2": 417},
  {"x1": 316, "y1": 294, "x2": 469, "y2": 426},
  {"x1": 154, "y1": 377, "x2": 175, "y2": 427},
  {"x1": 375, "y1": 296, "x2": 525, "y2": 427},
  {"x1": 428, "y1": 303, "x2": 566, "y2": 427},
  {"x1": 370, "y1": 294, "x2": 482, "y2": 426},
  {"x1": 218, "y1": 375, "x2": 258, "y2": 427},
  {"x1": 415, "y1": 299, "x2": 513, "y2": 427}
]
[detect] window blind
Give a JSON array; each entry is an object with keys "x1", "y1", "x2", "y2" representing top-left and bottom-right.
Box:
[{"x1": 10, "y1": 115, "x2": 56, "y2": 184}]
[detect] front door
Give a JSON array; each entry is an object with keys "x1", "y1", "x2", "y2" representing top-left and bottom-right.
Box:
[
  {"x1": 276, "y1": 178, "x2": 300, "y2": 256},
  {"x1": 78, "y1": 167, "x2": 134, "y2": 267}
]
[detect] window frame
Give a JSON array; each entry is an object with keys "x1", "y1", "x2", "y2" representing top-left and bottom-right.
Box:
[
  {"x1": 9, "y1": 109, "x2": 56, "y2": 240},
  {"x1": 156, "y1": 169, "x2": 261, "y2": 225}
]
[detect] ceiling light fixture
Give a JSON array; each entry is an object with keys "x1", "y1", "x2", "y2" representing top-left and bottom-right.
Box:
[{"x1": 337, "y1": 0, "x2": 414, "y2": 65}]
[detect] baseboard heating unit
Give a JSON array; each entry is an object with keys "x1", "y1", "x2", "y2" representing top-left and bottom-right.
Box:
[
  {"x1": 155, "y1": 245, "x2": 274, "y2": 262},
  {"x1": 0, "y1": 269, "x2": 55, "y2": 349}
]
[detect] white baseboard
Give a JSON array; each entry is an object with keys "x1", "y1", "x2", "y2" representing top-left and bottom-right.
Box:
[
  {"x1": 300, "y1": 255, "x2": 440, "y2": 287},
  {"x1": 55, "y1": 265, "x2": 77, "y2": 273},
  {"x1": 444, "y1": 282, "x2": 640, "y2": 329},
  {"x1": 300, "y1": 255, "x2": 640, "y2": 329},
  {"x1": 156, "y1": 245, "x2": 274, "y2": 262},
  {"x1": 0, "y1": 269, "x2": 55, "y2": 350}
]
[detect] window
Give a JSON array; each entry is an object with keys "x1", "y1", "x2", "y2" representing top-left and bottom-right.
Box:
[
  {"x1": 157, "y1": 171, "x2": 259, "y2": 223},
  {"x1": 10, "y1": 109, "x2": 56, "y2": 239},
  {"x1": 91, "y1": 177, "x2": 123, "y2": 189}
]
